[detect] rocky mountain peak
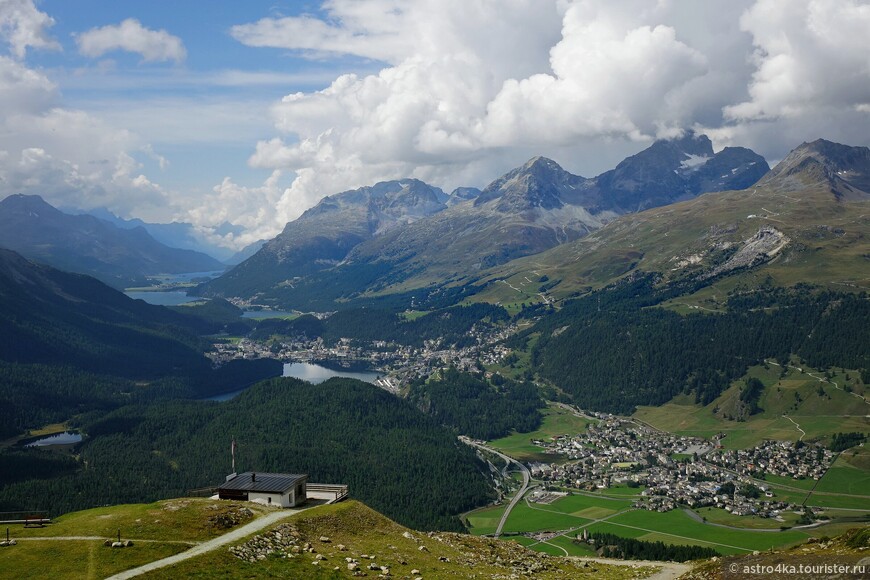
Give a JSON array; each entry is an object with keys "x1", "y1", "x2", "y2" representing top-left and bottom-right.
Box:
[
  {"x1": 0, "y1": 193, "x2": 60, "y2": 216},
  {"x1": 474, "y1": 156, "x2": 583, "y2": 211},
  {"x1": 759, "y1": 139, "x2": 870, "y2": 198}
]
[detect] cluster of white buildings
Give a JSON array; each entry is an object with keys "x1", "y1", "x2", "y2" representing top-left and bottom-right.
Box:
[{"x1": 529, "y1": 417, "x2": 831, "y2": 518}]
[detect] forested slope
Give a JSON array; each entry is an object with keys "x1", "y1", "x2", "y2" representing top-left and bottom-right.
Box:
[
  {"x1": 516, "y1": 277, "x2": 870, "y2": 413},
  {"x1": 0, "y1": 378, "x2": 493, "y2": 532}
]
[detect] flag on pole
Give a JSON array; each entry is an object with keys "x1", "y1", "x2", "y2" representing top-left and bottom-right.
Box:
[{"x1": 231, "y1": 439, "x2": 236, "y2": 473}]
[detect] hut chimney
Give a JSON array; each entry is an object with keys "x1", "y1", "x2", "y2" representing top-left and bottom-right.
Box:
[{"x1": 251, "y1": 472, "x2": 256, "y2": 482}]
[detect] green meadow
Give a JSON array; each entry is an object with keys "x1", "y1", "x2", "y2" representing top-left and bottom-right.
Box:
[{"x1": 488, "y1": 404, "x2": 594, "y2": 462}]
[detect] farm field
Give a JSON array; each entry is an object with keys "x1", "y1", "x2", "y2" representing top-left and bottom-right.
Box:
[
  {"x1": 469, "y1": 484, "x2": 869, "y2": 556},
  {"x1": 587, "y1": 510, "x2": 810, "y2": 556},
  {"x1": 814, "y1": 454, "x2": 870, "y2": 495},
  {"x1": 463, "y1": 504, "x2": 506, "y2": 536},
  {"x1": 488, "y1": 404, "x2": 593, "y2": 462}
]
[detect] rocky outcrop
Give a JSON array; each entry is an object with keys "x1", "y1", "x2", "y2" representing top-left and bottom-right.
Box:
[{"x1": 704, "y1": 226, "x2": 789, "y2": 279}]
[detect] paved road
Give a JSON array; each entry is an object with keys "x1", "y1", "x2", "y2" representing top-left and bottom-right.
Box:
[
  {"x1": 103, "y1": 507, "x2": 305, "y2": 580},
  {"x1": 460, "y1": 437, "x2": 532, "y2": 537}
]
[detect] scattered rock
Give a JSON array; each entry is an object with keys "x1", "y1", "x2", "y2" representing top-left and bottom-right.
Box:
[
  {"x1": 320, "y1": 536, "x2": 331, "y2": 543},
  {"x1": 348, "y1": 562, "x2": 359, "y2": 571},
  {"x1": 124, "y1": 540, "x2": 134, "y2": 547},
  {"x1": 112, "y1": 542, "x2": 124, "y2": 548},
  {"x1": 337, "y1": 544, "x2": 348, "y2": 551},
  {"x1": 411, "y1": 569, "x2": 421, "y2": 575},
  {"x1": 229, "y1": 523, "x2": 304, "y2": 563}
]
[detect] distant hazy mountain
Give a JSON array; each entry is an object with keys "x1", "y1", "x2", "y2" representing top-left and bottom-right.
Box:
[
  {"x1": 0, "y1": 194, "x2": 224, "y2": 288},
  {"x1": 83, "y1": 208, "x2": 237, "y2": 262},
  {"x1": 225, "y1": 239, "x2": 267, "y2": 265},
  {"x1": 199, "y1": 133, "x2": 768, "y2": 308},
  {"x1": 479, "y1": 138, "x2": 869, "y2": 304},
  {"x1": 200, "y1": 179, "x2": 447, "y2": 300}
]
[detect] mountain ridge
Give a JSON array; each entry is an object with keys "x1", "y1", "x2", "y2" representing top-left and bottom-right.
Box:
[
  {"x1": 0, "y1": 194, "x2": 224, "y2": 289},
  {"x1": 476, "y1": 137, "x2": 870, "y2": 306},
  {"x1": 200, "y1": 132, "x2": 769, "y2": 307}
]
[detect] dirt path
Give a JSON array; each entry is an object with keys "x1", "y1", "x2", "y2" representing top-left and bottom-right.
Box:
[
  {"x1": 103, "y1": 507, "x2": 305, "y2": 580},
  {"x1": 569, "y1": 556, "x2": 692, "y2": 580},
  {"x1": 783, "y1": 414, "x2": 806, "y2": 441}
]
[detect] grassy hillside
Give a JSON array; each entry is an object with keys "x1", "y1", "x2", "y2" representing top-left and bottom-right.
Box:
[
  {"x1": 684, "y1": 527, "x2": 870, "y2": 580},
  {"x1": 0, "y1": 499, "x2": 664, "y2": 579},
  {"x1": 0, "y1": 498, "x2": 275, "y2": 580},
  {"x1": 634, "y1": 363, "x2": 869, "y2": 449}
]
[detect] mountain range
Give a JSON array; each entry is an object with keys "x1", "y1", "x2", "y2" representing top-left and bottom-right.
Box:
[
  {"x1": 0, "y1": 194, "x2": 224, "y2": 289},
  {"x1": 80, "y1": 207, "x2": 243, "y2": 263},
  {"x1": 199, "y1": 131, "x2": 768, "y2": 308},
  {"x1": 478, "y1": 138, "x2": 870, "y2": 306}
]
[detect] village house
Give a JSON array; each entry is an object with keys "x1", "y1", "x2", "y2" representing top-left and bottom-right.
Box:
[{"x1": 218, "y1": 472, "x2": 308, "y2": 508}]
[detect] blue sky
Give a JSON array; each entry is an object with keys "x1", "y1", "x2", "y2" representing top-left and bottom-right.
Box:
[
  {"x1": 1, "y1": 0, "x2": 869, "y2": 250},
  {"x1": 28, "y1": 1, "x2": 378, "y2": 194}
]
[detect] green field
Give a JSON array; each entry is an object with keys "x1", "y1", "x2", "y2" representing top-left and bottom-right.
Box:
[
  {"x1": 469, "y1": 489, "x2": 868, "y2": 556},
  {"x1": 762, "y1": 473, "x2": 818, "y2": 491},
  {"x1": 814, "y1": 454, "x2": 870, "y2": 495},
  {"x1": 805, "y1": 494, "x2": 870, "y2": 510},
  {"x1": 527, "y1": 494, "x2": 634, "y2": 516},
  {"x1": 589, "y1": 509, "x2": 810, "y2": 555},
  {"x1": 501, "y1": 502, "x2": 592, "y2": 534},
  {"x1": 488, "y1": 404, "x2": 593, "y2": 462},
  {"x1": 586, "y1": 485, "x2": 646, "y2": 498},
  {"x1": 2, "y1": 500, "x2": 656, "y2": 580},
  {"x1": 464, "y1": 504, "x2": 506, "y2": 536},
  {"x1": 468, "y1": 493, "x2": 636, "y2": 537},
  {"x1": 693, "y1": 506, "x2": 800, "y2": 529}
]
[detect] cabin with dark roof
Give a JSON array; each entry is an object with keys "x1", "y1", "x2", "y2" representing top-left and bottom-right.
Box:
[{"x1": 218, "y1": 472, "x2": 307, "y2": 508}]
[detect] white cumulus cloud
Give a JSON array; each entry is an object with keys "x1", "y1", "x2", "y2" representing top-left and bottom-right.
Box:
[
  {"x1": 0, "y1": 6, "x2": 176, "y2": 222},
  {"x1": 223, "y1": 0, "x2": 870, "y2": 234},
  {"x1": 76, "y1": 18, "x2": 186, "y2": 63},
  {"x1": 0, "y1": 0, "x2": 59, "y2": 59},
  {"x1": 725, "y1": 0, "x2": 870, "y2": 122}
]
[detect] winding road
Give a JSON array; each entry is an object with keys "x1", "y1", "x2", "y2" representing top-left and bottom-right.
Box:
[{"x1": 460, "y1": 437, "x2": 533, "y2": 537}]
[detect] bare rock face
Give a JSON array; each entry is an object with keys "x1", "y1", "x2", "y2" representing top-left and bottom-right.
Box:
[{"x1": 704, "y1": 226, "x2": 789, "y2": 279}]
